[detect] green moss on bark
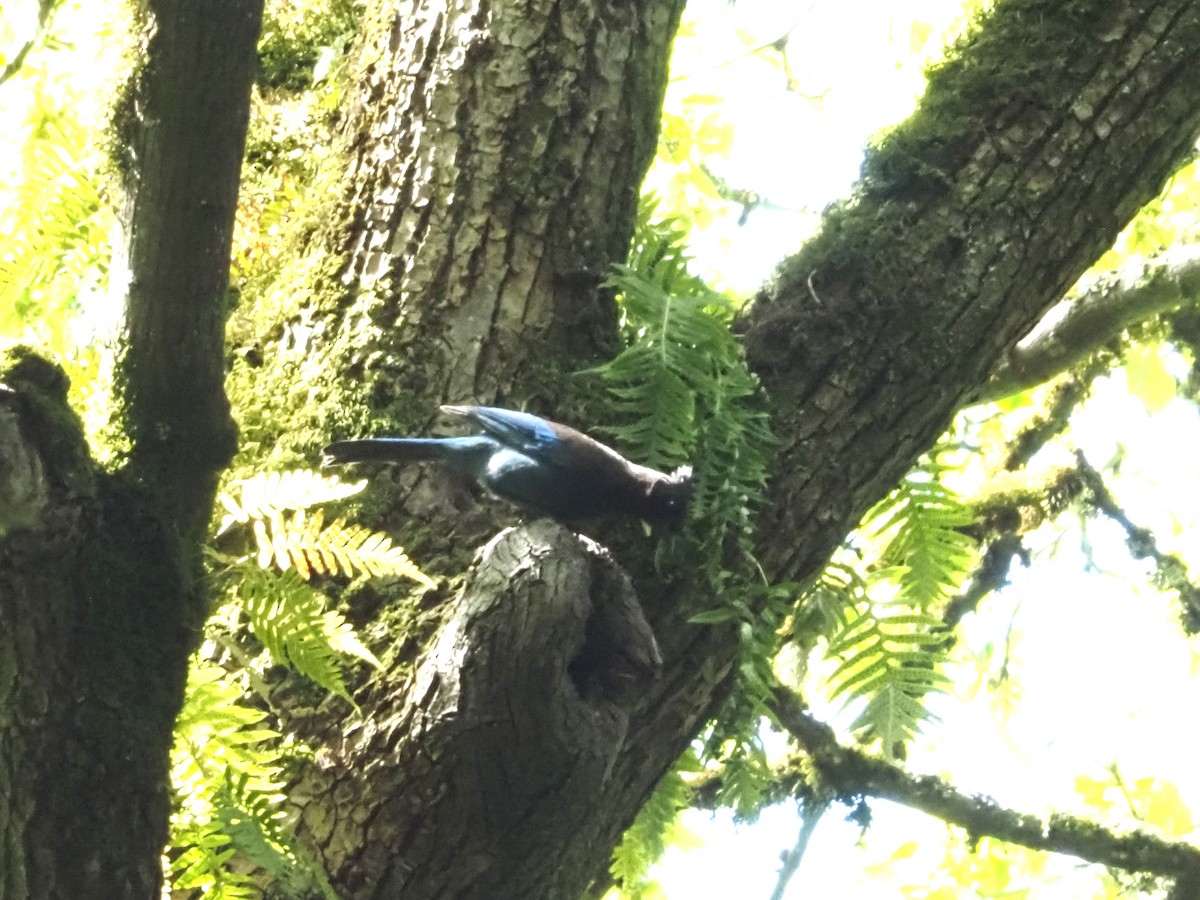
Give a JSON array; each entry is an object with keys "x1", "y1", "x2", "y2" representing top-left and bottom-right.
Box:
[{"x1": 1, "y1": 346, "x2": 93, "y2": 496}]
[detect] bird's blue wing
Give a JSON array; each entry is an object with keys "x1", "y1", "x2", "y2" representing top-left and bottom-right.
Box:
[{"x1": 441, "y1": 405, "x2": 578, "y2": 467}]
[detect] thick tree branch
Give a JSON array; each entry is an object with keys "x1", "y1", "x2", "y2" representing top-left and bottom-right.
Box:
[
  {"x1": 232, "y1": 1, "x2": 1200, "y2": 895},
  {"x1": 1168, "y1": 305, "x2": 1200, "y2": 398},
  {"x1": 974, "y1": 247, "x2": 1200, "y2": 404},
  {"x1": 0, "y1": 6, "x2": 262, "y2": 895},
  {"x1": 742, "y1": 0, "x2": 1200, "y2": 587},
  {"x1": 769, "y1": 686, "x2": 1200, "y2": 885},
  {"x1": 299, "y1": 522, "x2": 662, "y2": 898},
  {"x1": 114, "y1": 0, "x2": 259, "y2": 534}
]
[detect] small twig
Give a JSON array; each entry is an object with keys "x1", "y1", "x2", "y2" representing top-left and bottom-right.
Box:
[
  {"x1": 942, "y1": 532, "x2": 1027, "y2": 631},
  {"x1": 972, "y1": 246, "x2": 1200, "y2": 405},
  {"x1": 671, "y1": 8, "x2": 817, "y2": 82},
  {"x1": 805, "y1": 270, "x2": 824, "y2": 307},
  {"x1": 1074, "y1": 450, "x2": 1200, "y2": 632},
  {"x1": 0, "y1": 0, "x2": 62, "y2": 89},
  {"x1": 1001, "y1": 358, "x2": 1107, "y2": 471},
  {"x1": 768, "y1": 799, "x2": 828, "y2": 900}
]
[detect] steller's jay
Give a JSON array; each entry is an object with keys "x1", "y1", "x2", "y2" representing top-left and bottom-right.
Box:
[{"x1": 322, "y1": 405, "x2": 693, "y2": 528}]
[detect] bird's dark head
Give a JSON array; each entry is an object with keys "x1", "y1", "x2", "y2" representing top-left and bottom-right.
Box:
[{"x1": 646, "y1": 465, "x2": 693, "y2": 529}]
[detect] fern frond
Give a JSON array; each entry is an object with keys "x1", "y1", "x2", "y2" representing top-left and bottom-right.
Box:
[
  {"x1": 173, "y1": 660, "x2": 282, "y2": 792},
  {"x1": 611, "y1": 751, "x2": 700, "y2": 897},
  {"x1": 797, "y1": 453, "x2": 978, "y2": 757},
  {"x1": 792, "y1": 560, "x2": 867, "y2": 643},
  {"x1": 217, "y1": 468, "x2": 366, "y2": 534},
  {"x1": 823, "y1": 603, "x2": 952, "y2": 755},
  {"x1": 238, "y1": 567, "x2": 379, "y2": 701},
  {"x1": 219, "y1": 467, "x2": 433, "y2": 587},
  {"x1": 0, "y1": 104, "x2": 112, "y2": 345},
  {"x1": 589, "y1": 216, "x2": 772, "y2": 572},
  {"x1": 169, "y1": 821, "x2": 258, "y2": 900},
  {"x1": 627, "y1": 195, "x2": 713, "y2": 298},
  {"x1": 865, "y1": 458, "x2": 978, "y2": 610},
  {"x1": 714, "y1": 737, "x2": 771, "y2": 821},
  {"x1": 594, "y1": 199, "x2": 776, "y2": 825},
  {"x1": 168, "y1": 659, "x2": 294, "y2": 899},
  {"x1": 247, "y1": 505, "x2": 435, "y2": 588},
  {"x1": 213, "y1": 773, "x2": 339, "y2": 899}
]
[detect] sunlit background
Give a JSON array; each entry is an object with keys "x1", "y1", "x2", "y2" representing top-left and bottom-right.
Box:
[{"x1": 3, "y1": 0, "x2": 1200, "y2": 897}]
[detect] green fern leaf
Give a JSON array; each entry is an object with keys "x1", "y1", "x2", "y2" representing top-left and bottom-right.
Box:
[
  {"x1": 238, "y1": 567, "x2": 361, "y2": 700},
  {"x1": 218, "y1": 468, "x2": 366, "y2": 535},
  {"x1": 611, "y1": 751, "x2": 699, "y2": 896},
  {"x1": 866, "y1": 458, "x2": 978, "y2": 610}
]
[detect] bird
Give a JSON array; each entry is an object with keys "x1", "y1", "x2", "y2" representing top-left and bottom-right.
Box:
[{"x1": 322, "y1": 405, "x2": 693, "y2": 528}]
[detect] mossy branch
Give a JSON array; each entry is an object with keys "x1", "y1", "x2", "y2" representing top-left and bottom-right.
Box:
[
  {"x1": 973, "y1": 247, "x2": 1200, "y2": 404},
  {"x1": 769, "y1": 685, "x2": 1200, "y2": 888},
  {"x1": 114, "y1": 0, "x2": 262, "y2": 534}
]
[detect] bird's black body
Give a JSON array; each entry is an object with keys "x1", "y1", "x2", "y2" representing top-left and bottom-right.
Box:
[{"x1": 322, "y1": 405, "x2": 693, "y2": 528}]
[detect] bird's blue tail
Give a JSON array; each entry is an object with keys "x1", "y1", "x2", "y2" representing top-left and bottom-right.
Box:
[{"x1": 322, "y1": 438, "x2": 454, "y2": 466}]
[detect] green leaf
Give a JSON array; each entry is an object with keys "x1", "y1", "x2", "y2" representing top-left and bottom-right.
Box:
[
  {"x1": 1125, "y1": 344, "x2": 1176, "y2": 413},
  {"x1": 689, "y1": 607, "x2": 738, "y2": 624}
]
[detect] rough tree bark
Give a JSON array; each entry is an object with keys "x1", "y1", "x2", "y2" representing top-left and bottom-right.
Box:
[
  {"x1": 742, "y1": 0, "x2": 1200, "y2": 587},
  {"x1": 0, "y1": 1, "x2": 261, "y2": 897},
  {"x1": 2, "y1": 0, "x2": 1199, "y2": 898},
  {"x1": 219, "y1": 0, "x2": 1200, "y2": 898}
]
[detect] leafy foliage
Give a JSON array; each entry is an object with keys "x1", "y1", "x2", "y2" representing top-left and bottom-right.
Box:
[
  {"x1": 825, "y1": 606, "x2": 952, "y2": 751},
  {"x1": 235, "y1": 565, "x2": 379, "y2": 702},
  {"x1": 219, "y1": 468, "x2": 435, "y2": 587},
  {"x1": 0, "y1": 86, "x2": 111, "y2": 348},
  {"x1": 212, "y1": 467, "x2": 432, "y2": 699},
  {"x1": 257, "y1": 0, "x2": 359, "y2": 93},
  {"x1": 589, "y1": 199, "x2": 777, "y2": 892},
  {"x1": 168, "y1": 661, "x2": 335, "y2": 900},
  {"x1": 174, "y1": 467, "x2": 435, "y2": 892},
  {"x1": 589, "y1": 199, "x2": 774, "y2": 567},
  {"x1": 804, "y1": 452, "x2": 978, "y2": 755},
  {"x1": 610, "y1": 752, "x2": 702, "y2": 898},
  {"x1": 869, "y1": 460, "x2": 978, "y2": 610}
]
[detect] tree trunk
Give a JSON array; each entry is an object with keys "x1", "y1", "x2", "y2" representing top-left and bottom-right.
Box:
[
  {"x1": 0, "y1": 1, "x2": 261, "y2": 897},
  {"x1": 245, "y1": 1, "x2": 1200, "y2": 897},
  {"x1": 3, "y1": 0, "x2": 1200, "y2": 897}
]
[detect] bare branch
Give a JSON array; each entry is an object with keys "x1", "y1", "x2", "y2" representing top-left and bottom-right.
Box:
[
  {"x1": 769, "y1": 800, "x2": 828, "y2": 900},
  {"x1": 1000, "y1": 355, "x2": 1109, "y2": 471},
  {"x1": 0, "y1": 0, "x2": 61, "y2": 88},
  {"x1": 943, "y1": 532, "x2": 1028, "y2": 630},
  {"x1": 974, "y1": 248, "x2": 1200, "y2": 404},
  {"x1": 1074, "y1": 451, "x2": 1200, "y2": 632},
  {"x1": 769, "y1": 686, "x2": 1200, "y2": 885}
]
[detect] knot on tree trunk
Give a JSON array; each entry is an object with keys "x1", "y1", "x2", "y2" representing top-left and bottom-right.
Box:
[
  {"x1": 314, "y1": 521, "x2": 662, "y2": 896},
  {"x1": 0, "y1": 347, "x2": 93, "y2": 540},
  {"x1": 407, "y1": 518, "x2": 662, "y2": 786},
  {"x1": 0, "y1": 384, "x2": 49, "y2": 535}
]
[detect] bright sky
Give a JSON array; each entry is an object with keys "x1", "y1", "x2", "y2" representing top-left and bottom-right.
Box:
[
  {"x1": 5, "y1": 1, "x2": 1200, "y2": 897},
  {"x1": 645, "y1": 0, "x2": 976, "y2": 294},
  {"x1": 649, "y1": 1, "x2": 1200, "y2": 897}
]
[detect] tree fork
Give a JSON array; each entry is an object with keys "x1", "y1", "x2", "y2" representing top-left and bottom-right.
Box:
[
  {"x1": 0, "y1": 2, "x2": 262, "y2": 896},
  {"x1": 221, "y1": 0, "x2": 1200, "y2": 896}
]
